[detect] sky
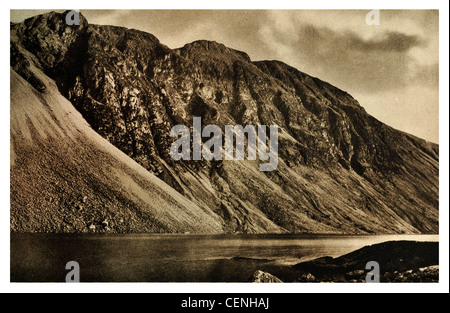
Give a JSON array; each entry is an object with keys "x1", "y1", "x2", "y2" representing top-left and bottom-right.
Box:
[{"x1": 10, "y1": 10, "x2": 439, "y2": 143}]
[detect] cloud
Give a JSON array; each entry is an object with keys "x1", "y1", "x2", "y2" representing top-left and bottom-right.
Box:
[
  {"x1": 346, "y1": 31, "x2": 424, "y2": 52},
  {"x1": 259, "y1": 21, "x2": 429, "y2": 94}
]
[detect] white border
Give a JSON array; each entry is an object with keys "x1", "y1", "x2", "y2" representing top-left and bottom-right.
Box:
[{"x1": 2, "y1": 1, "x2": 449, "y2": 294}]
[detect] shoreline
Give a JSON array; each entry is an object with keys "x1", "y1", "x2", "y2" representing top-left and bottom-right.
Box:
[{"x1": 10, "y1": 235, "x2": 439, "y2": 283}]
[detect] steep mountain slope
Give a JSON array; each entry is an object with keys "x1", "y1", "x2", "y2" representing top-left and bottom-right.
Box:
[
  {"x1": 10, "y1": 52, "x2": 223, "y2": 233},
  {"x1": 10, "y1": 11, "x2": 439, "y2": 234}
]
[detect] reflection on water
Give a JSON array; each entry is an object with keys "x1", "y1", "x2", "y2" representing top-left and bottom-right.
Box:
[{"x1": 10, "y1": 233, "x2": 438, "y2": 282}]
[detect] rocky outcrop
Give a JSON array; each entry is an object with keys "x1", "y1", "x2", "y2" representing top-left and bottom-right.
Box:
[
  {"x1": 10, "y1": 11, "x2": 439, "y2": 234},
  {"x1": 382, "y1": 265, "x2": 439, "y2": 283},
  {"x1": 295, "y1": 273, "x2": 318, "y2": 283},
  {"x1": 252, "y1": 270, "x2": 283, "y2": 283},
  {"x1": 344, "y1": 265, "x2": 439, "y2": 283}
]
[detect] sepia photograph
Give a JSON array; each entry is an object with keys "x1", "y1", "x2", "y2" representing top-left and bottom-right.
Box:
[{"x1": 8, "y1": 7, "x2": 445, "y2": 289}]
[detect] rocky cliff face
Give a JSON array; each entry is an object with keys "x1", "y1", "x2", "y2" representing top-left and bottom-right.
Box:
[{"x1": 10, "y1": 11, "x2": 439, "y2": 234}]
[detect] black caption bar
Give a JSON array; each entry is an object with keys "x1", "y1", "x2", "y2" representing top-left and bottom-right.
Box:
[{"x1": 159, "y1": 294, "x2": 305, "y2": 312}]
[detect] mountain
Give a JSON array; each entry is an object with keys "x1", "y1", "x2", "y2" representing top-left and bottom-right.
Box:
[
  {"x1": 10, "y1": 24, "x2": 222, "y2": 233},
  {"x1": 10, "y1": 11, "x2": 439, "y2": 234}
]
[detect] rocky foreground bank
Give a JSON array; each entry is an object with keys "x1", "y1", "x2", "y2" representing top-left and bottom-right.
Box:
[{"x1": 252, "y1": 241, "x2": 439, "y2": 283}]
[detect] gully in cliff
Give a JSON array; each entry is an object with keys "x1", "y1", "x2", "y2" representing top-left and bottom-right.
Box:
[{"x1": 170, "y1": 117, "x2": 279, "y2": 171}]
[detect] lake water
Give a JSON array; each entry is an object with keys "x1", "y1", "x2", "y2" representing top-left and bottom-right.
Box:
[{"x1": 10, "y1": 233, "x2": 439, "y2": 282}]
